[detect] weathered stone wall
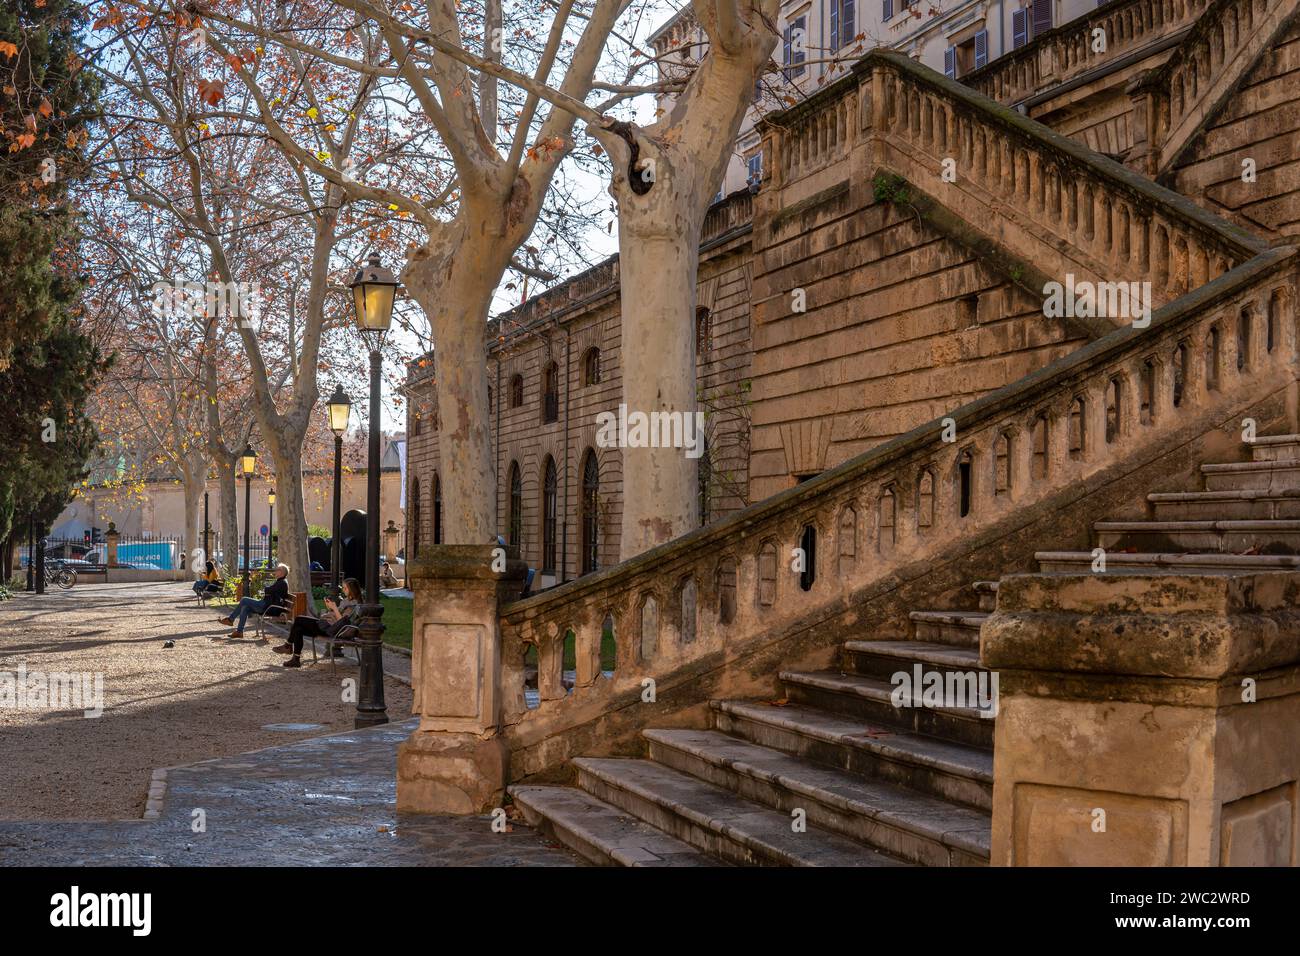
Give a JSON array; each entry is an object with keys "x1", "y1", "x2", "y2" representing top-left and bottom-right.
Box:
[
  {"x1": 1169, "y1": 18, "x2": 1300, "y2": 240},
  {"x1": 404, "y1": 197, "x2": 754, "y2": 582},
  {"x1": 748, "y1": 164, "x2": 1086, "y2": 502}
]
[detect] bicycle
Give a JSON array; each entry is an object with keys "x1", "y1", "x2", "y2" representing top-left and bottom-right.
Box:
[{"x1": 49, "y1": 565, "x2": 76, "y2": 589}]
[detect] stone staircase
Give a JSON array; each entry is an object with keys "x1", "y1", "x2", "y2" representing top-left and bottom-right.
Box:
[{"x1": 510, "y1": 432, "x2": 1300, "y2": 865}]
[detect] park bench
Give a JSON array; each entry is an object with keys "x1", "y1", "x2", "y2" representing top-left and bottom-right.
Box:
[
  {"x1": 309, "y1": 622, "x2": 364, "y2": 672},
  {"x1": 195, "y1": 579, "x2": 223, "y2": 607},
  {"x1": 254, "y1": 591, "x2": 307, "y2": 641}
]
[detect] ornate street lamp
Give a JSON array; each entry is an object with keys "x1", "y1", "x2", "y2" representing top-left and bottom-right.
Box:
[
  {"x1": 348, "y1": 253, "x2": 397, "y2": 729},
  {"x1": 327, "y1": 384, "x2": 352, "y2": 600},
  {"x1": 267, "y1": 489, "x2": 276, "y2": 567},
  {"x1": 240, "y1": 444, "x2": 256, "y2": 595}
]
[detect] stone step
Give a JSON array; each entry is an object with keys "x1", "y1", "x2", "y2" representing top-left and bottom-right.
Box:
[
  {"x1": 572, "y1": 757, "x2": 909, "y2": 867},
  {"x1": 509, "y1": 785, "x2": 718, "y2": 866},
  {"x1": 972, "y1": 580, "x2": 999, "y2": 611},
  {"x1": 1147, "y1": 489, "x2": 1300, "y2": 521},
  {"x1": 908, "y1": 609, "x2": 989, "y2": 647},
  {"x1": 1094, "y1": 519, "x2": 1300, "y2": 554},
  {"x1": 712, "y1": 699, "x2": 994, "y2": 811},
  {"x1": 1201, "y1": 459, "x2": 1300, "y2": 492},
  {"x1": 781, "y1": 670, "x2": 995, "y2": 747},
  {"x1": 1035, "y1": 550, "x2": 1300, "y2": 574},
  {"x1": 843, "y1": 639, "x2": 984, "y2": 682},
  {"x1": 644, "y1": 728, "x2": 989, "y2": 866},
  {"x1": 1248, "y1": 435, "x2": 1300, "y2": 462}
]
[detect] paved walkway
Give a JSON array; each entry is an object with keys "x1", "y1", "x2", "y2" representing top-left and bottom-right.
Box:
[{"x1": 0, "y1": 717, "x2": 582, "y2": 866}]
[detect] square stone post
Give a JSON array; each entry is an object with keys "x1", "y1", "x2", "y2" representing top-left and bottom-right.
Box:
[
  {"x1": 397, "y1": 544, "x2": 527, "y2": 815},
  {"x1": 983, "y1": 572, "x2": 1300, "y2": 866},
  {"x1": 104, "y1": 522, "x2": 120, "y2": 568}
]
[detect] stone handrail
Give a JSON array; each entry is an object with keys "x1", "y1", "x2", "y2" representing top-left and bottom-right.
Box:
[
  {"x1": 864, "y1": 49, "x2": 1265, "y2": 314},
  {"x1": 1131, "y1": 0, "x2": 1300, "y2": 175},
  {"x1": 965, "y1": 0, "x2": 1209, "y2": 105},
  {"x1": 498, "y1": 241, "x2": 1297, "y2": 775}
]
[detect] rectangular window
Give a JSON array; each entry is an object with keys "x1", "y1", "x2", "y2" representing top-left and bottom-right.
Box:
[
  {"x1": 882, "y1": 0, "x2": 893, "y2": 19},
  {"x1": 944, "y1": 46, "x2": 956, "y2": 78},
  {"x1": 1012, "y1": 9, "x2": 1028, "y2": 48},
  {"x1": 842, "y1": 0, "x2": 855, "y2": 48},
  {"x1": 783, "y1": 15, "x2": 807, "y2": 80},
  {"x1": 974, "y1": 29, "x2": 988, "y2": 68},
  {"x1": 1032, "y1": 0, "x2": 1053, "y2": 38},
  {"x1": 830, "y1": 0, "x2": 838, "y2": 52},
  {"x1": 747, "y1": 152, "x2": 763, "y2": 186}
]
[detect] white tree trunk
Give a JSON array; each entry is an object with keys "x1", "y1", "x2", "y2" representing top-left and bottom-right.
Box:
[
  {"x1": 616, "y1": 205, "x2": 703, "y2": 555},
  {"x1": 404, "y1": 237, "x2": 500, "y2": 544},
  {"x1": 265, "y1": 432, "x2": 312, "y2": 597},
  {"x1": 215, "y1": 456, "x2": 239, "y2": 579}
]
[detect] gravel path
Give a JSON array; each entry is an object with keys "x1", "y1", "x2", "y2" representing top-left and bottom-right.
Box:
[{"x1": 0, "y1": 582, "x2": 413, "y2": 821}]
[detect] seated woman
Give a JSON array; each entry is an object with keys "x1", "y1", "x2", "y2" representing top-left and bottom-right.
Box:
[
  {"x1": 274, "y1": 577, "x2": 361, "y2": 668},
  {"x1": 192, "y1": 560, "x2": 223, "y2": 598}
]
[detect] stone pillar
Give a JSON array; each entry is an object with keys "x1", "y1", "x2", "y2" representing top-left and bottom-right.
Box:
[
  {"x1": 397, "y1": 544, "x2": 527, "y2": 815},
  {"x1": 383, "y1": 520, "x2": 399, "y2": 564},
  {"x1": 104, "y1": 522, "x2": 120, "y2": 568},
  {"x1": 984, "y1": 572, "x2": 1300, "y2": 866}
]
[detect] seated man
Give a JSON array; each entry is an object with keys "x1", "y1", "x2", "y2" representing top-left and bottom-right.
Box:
[
  {"x1": 192, "y1": 560, "x2": 222, "y2": 598},
  {"x1": 217, "y1": 563, "x2": 290, "y2": 639},
  {"x1": 274, "y1": 578, "x2": 362, "y2": 668}
]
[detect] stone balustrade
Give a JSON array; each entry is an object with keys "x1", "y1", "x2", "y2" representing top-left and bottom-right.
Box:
[
  {"x1": 494, "y1": 243, "x2": 1296, "y2": 780},
  {"x1": 966, "y1": 0, "x2": 1209, "y2": 105},
  {"x1": 865, "y1": 51, "x2": 1266, "y2": 312},
  {"x1": 1131, "y1": 0, "x2": 1297, "y2": 174}
]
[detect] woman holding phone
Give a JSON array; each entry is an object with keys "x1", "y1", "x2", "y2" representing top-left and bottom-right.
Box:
[{"x1": 273, "y1": 578, "x2": 362, "y2": 668}]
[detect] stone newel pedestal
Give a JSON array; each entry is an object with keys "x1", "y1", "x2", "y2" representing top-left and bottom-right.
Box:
[
  {"x1": 104, "y1": 522, "x2": 120, "y2": 568},
  {"x1": 383, "y1": 520, "x2": 399, "y2": 564},
  {"x1": 983, "y1": 572, "x2": 1300, "y2": 866},
  {"x1": 397, "y1": 545, "x2": 527, "y2": 815}
]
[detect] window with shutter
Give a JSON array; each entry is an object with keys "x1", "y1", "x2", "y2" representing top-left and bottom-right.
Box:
[
  {"x1": 944, "y1": 46, "x2": 956, "y2": 78},
  {"x1": 842, "y1": 0, "x2": 855, "y2": 47},
  {"x1": 974, "y1": 29, "x2": 988, "y2": 68},
  {"x1": 830, "y1": 0, "x2": 839, "y2": 52},
  {"x1": 882, "y1": 0, "x2": 893, "y2": 19},
  {"x1": 1012, "y1": 9, "x2": 1028, "y2": 48},
  {"x1": 1032, "y1": 0, "x2": 1053, "y2": 38}
]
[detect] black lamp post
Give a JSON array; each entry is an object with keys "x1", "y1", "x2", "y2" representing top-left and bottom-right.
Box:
[
  {"x1": 349, "y1": 252, "x2": 397, "y2": 729},
  {"x1": 327, "y1": 384, "x2": 352, "y2": 600},
  {"x1": 203, "y1": 491, "x2": 211, "y2": 567},
  {"x1": 267, "y1": 489, "x2": 276, "y2": 567},
  {"x1": 240, "y1": 444, "x2": 256, "y2": 594}
]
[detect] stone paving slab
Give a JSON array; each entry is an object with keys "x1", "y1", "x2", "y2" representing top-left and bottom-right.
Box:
[{"x1": 0, "y1": 718, "x2": 583, "y2": 867}]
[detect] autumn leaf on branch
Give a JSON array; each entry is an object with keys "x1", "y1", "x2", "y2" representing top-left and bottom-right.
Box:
[{"x1": 197, "y1": 79, "x2": 225, "y2": 106}]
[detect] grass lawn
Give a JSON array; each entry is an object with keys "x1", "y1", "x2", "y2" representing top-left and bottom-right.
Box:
[{"x1": 380, "y1": 595, "x2": 412, "y2": 650}]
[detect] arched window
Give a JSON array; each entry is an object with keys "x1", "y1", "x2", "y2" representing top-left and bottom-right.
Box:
[
  {"x1": 696, "y1": 307, "x2": 711, "y2": 354},
  {"x1": 582, "y1": 347, "x2": 601, "y2": 386},
  {"x1": 509, "y1": 374, "x2": 524, "y2": 408},
  {"x1": 432, "y1": 472, "x2": 443, "y2": 545},
  {"x1": 411, "y1": 478, "x2": 421, "y2": 558},
  {"x1": 581, "y1": 449, "x2": 599, "y2": 575},
  {"x1": 508, "y1": 461, "x2": 522, "y2": 548},
  {"x1": 541, "y1": 456, "x2": 558, "y2": 573},
  {"x1": 542, "y1": 362, "x2": 559, "y2": 423}
]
